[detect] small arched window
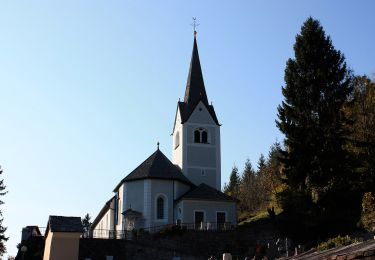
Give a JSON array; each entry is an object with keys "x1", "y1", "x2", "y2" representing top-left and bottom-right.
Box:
[
  {"x1": 194, "y1": 130, "x2": 200, "y2": 143},
  {"x1": 157, "y1": 197, "x2": 164, "y2": 219},
  {"x1": 175, "y1": 131, "x2": 180, "y2": 149},
  {"x1": 194, "y1": 128, "x2": 208, "y2": 144},
  {"x1": 201, "y1": 131, "x2": 208, "y2": 143}
]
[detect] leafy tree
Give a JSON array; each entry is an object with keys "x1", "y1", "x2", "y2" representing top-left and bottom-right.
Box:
[
  {"x1": 224, "y1": 165, "x2": 240, "y2": 198},
  {"x1": 82, "y1": 213, "x2": 92, "y2": 237},
  {"x1": 360, "y1": 192, "x2": 375, "y2": 231},
  {"x1": 345, "y1": 76, "x2": 375, "y2": 191},
  {"x1": 276, "y1": 17, "x2": 356, "y2": 239},
  {"x1": 0, "y1": 167, "x2": 8, "y2": 255}
]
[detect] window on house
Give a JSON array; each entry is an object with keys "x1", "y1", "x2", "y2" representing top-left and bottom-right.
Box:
[
  {"x1": 194, "y1": 128, "x2": 208, "y2": 143},
  {"x1": 157, "y1": 197, "x2": 164, "y2": 219}
]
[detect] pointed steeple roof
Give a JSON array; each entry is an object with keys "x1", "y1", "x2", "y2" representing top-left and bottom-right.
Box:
[{"x1": 184, "y1": 33, "x2": 209, "y2": 106}]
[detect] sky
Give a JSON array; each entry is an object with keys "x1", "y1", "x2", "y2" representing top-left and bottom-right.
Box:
[{"x1": 0, "y1": 0, "x2": 374, "y2": 257}]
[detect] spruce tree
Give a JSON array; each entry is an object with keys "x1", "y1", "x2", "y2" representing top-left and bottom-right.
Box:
[
  {"x1": 0, "y1": 167, "x2": 8, "y2": 255},
  {"x1": 276, "y1": 17, "x2": 355, "y2": 238},
  {"x1": 257, "y1": 154, "x2": 266, "y2": 173},
  {"x1": 224, "y1": 165, "x2": 240, "y2": 198},
  {"x1": 82, "y1": 213, "x2": 92, "y2": 237},
  {"x1": 240, "y1": 159, "x2": 256, "y2": 211}
]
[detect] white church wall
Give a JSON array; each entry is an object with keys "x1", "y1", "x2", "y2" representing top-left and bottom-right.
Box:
[
  {"x1": 124, "y1": 180, "x2": 144, "y2": 213},
  {"x1": 215, "y1": 126, "x2": 221, "y2": 190},
  {"x1": 143, "y1": 179, "x2": 151, "y2": 228},
  {"x1": 180, "y1": 200, "x2": 237, "y2": 226},
  {"x1": 187, "y1": 146, "x2": 216, "y2": 167},
  {"x1": 115, "y1": 184, "x2": 124, "y2": 232},
  {"x1": 93, "y1": 210, "x2": 112, "y2": 238},
  {"x1": 172, "y1": 107, "x2": 183, "y2": 170},
  {"x1": 174, "y1": 181, "x2": 190, "y2": 199},
  {"x1": 187, "y1": 168, "x2": 217, "y2": 189},
  {"x1": 149, "y1": 179, "x2": 174, "y2": 228}
]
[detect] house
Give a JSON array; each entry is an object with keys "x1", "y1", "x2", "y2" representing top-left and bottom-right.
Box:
[{"x1": 91, "y1": 31, "x2": 237, "y2": 237}]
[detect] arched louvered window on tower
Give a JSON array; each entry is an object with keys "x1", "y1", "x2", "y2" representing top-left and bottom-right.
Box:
[
  {"x1": 194, "y1": 130, "x2": 200, "y2": 143},
  {"x1": 201, "y1": 130, "x2": 208, "y2": 143},
  {"x1": 194, "y1": 128, "x2": 209, "y2": 144}
]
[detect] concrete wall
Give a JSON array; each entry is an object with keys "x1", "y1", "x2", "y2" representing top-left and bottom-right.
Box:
[
  {"x1": 180, "y1": 200, "x2": 236, "y2": 225},
  {"x1": 43, "y1": 232, "x2": 81, "y2": 260}
]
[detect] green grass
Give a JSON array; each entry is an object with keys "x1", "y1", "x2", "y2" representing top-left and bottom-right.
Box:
[{"x1": 238, "y1": 208, "x2": 282, "y2": 225}]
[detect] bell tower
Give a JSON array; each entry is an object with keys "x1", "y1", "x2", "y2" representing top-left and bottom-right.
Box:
[{"x1": 172, "y1": 32, "x2": 221, "y2": 190}]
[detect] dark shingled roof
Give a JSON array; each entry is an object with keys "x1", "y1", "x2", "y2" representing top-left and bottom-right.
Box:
[
  {"x1": 184, "y1": 35, "x2": 209, "y2": 106},
  {"x1": 46, "y1": 216, "x2": 83, "y2": 235},
  {"x1": 176, "y1": 183, "x2": 238, "y2": 202},
  {"x1": 114, "y1": 149, "x2": 192, "y2": 191}
]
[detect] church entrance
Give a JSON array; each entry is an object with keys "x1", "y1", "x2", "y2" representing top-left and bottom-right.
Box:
[{"x1": 194, "y1": 211, "x2": 204, "y2": 229}]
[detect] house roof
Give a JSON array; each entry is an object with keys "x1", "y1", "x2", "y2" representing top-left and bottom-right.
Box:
[
  {"x1": 91, "y1": 196, "x2": 115, "y2": 230},
  {"x1": 176, "y1": 183, "x2": 238, "y2": 202},
  {"x1": 114, "y1": 149, "x2": 192, "y2": 191},
  {"x1": 46, "y1": 215, "x2": 83, "y2": 235}
]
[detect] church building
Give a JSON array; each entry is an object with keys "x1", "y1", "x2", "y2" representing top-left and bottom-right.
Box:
[{"x1": 91, "y1": 32, "x2": 237, "y2": 236}]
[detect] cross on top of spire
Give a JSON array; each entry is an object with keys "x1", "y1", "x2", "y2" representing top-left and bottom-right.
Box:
[{"x1": 191, "y1": 17, "x2": 200, "y2": 36}]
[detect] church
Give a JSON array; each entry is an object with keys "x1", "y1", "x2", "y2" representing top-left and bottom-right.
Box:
[{"x1": 91, "y1": 32, "x2": 237, "y2": 237}]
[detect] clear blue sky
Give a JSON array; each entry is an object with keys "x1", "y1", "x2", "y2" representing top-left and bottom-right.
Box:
[{"x1": 1, "y1": 1, "x2": 374, "y2": 257}]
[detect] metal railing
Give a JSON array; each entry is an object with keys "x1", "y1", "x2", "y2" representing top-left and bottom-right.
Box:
[{"x1": 87, "y1": 221, "x2": 236, "y2": 240}]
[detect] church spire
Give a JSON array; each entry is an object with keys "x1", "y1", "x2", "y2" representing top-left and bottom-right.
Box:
[{"x1": 184, "y1": 32, "x2": 209, "y2": 106}]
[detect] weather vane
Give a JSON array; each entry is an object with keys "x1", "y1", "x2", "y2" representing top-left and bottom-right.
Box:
[{"x1": 191, "y1": 17, "x2": 200, "y2": 34}]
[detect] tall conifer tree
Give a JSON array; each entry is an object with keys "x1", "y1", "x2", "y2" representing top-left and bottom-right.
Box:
[
  {"x1": 276, "y1": 17, "x2": 355, "y2": 237},
  {"x1": 0, "y1": 167, "x2": 8, "y2": 255}
]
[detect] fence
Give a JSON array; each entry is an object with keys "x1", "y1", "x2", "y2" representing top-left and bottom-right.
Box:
[{"x1": 88, "y1": 221, "x2": 236, "y2": 240}]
